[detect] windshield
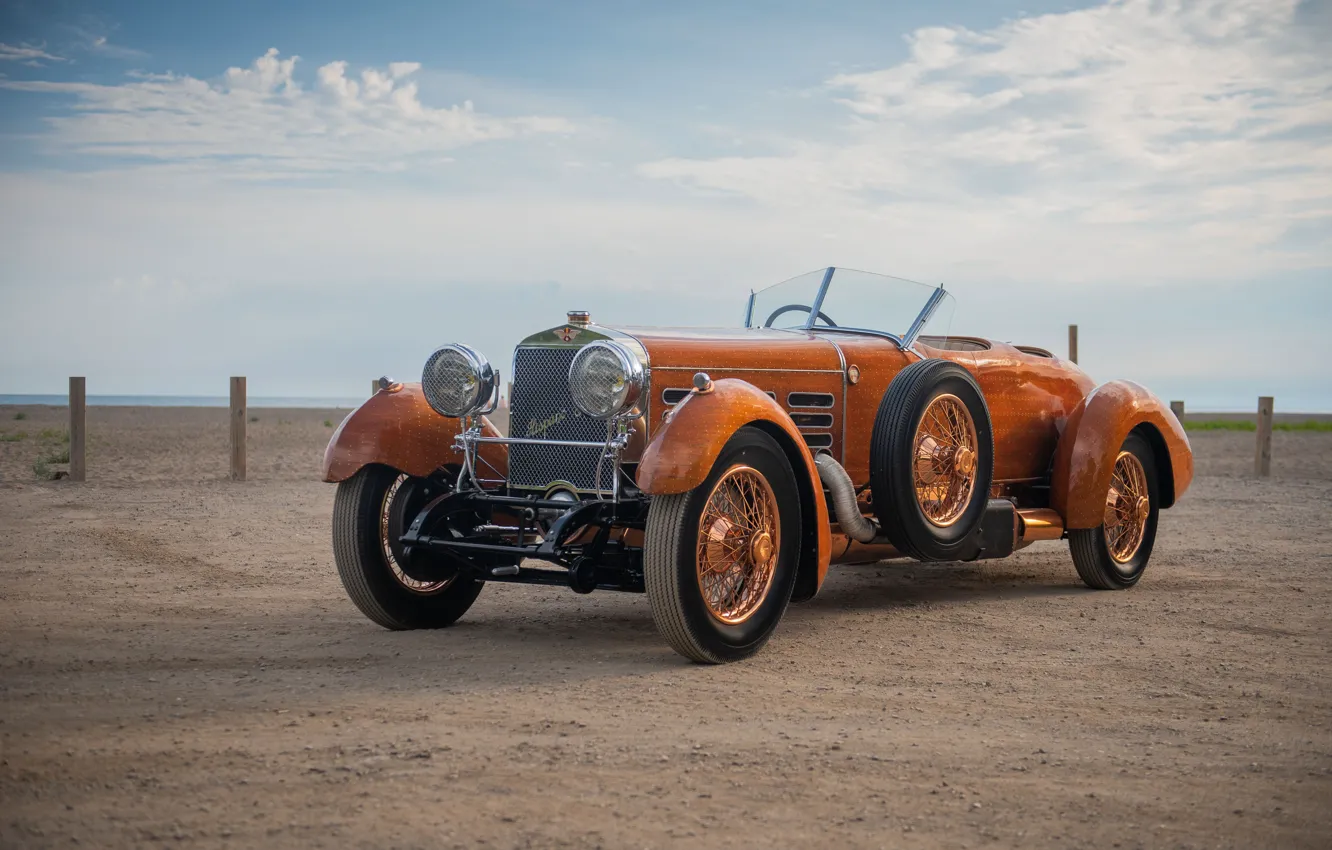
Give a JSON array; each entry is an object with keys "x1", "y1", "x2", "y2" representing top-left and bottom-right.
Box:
[{"x1": 745, "y1": 267, "x2": 951, "y2": 347}]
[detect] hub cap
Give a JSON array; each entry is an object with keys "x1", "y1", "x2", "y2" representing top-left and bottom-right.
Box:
[
  {"x1": 913, "y1": 394, "x2": 980, "y2": 527},
  {"x1": 696, "y1": 466, "x2": 779, "y2": 625},
  {"x1": 1104, "y1": 451, "x2": 1150, "y2": 565}
]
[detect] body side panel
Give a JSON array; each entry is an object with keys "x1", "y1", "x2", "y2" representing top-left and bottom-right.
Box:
[
  {"x1": 822, "y1": 336, "x2": 913, "y2": 486},
  {"x1": 626, "y1": 326, "x2": 848, "y2": 463},
  {"x1": 322, "y1": 383, "x2": 506, "y2": 483},
  {"x1": 1050, "y1": 380, "x2": 1193, "y2": 528},
  {"x1": 967, "y1": 342, "x2": 1096, "y2": 483},
  {"x1": 636, "y1": 378, "x2": 832, "y2": 590}
]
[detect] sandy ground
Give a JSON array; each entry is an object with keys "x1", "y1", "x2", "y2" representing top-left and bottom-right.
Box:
[{"x1": 1, "y1": 404, "x2": 1329, "y2": 849}]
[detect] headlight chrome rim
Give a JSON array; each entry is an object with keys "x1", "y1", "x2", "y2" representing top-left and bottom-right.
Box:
[
  {"x1": 568, "y1": 341, "x2": 645, "y2": 419},
  {"x1": 421, "y1": 343, "x2": 497, "y2": 418}
]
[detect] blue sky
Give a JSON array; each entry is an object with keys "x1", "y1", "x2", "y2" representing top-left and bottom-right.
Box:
[{"x1": 1, "y1": 0, "x2": 1329, "y2": 409}]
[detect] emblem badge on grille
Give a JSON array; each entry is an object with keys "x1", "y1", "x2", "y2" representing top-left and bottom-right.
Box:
[{"x1": 558, "y1": 326, "x2": 581, "y2": 342}]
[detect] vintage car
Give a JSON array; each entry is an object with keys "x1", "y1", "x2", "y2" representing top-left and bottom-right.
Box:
[{"x1": 324, "y1": 268, "x2": 1193, "y2": 663}]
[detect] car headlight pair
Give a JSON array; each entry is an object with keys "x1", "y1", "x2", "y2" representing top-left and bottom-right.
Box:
[{"x1": 422, "y1": 341, "x2": 645, "y2": 420}]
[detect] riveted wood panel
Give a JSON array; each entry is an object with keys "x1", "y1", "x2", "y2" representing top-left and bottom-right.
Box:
[
  {"x1": 322, "y1": 383, "x2": 507, "y2": 483},
  {"x1": 1050, "y1": 380, "x2": 1193, "y2": 529}
]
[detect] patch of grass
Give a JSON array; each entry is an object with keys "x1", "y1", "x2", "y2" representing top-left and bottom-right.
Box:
[
  {"x1": 248, "y1": 415, "x2": 260, "y2": 423},
  {"x1": 1184, "y1": 420, "x2": 1255, "y2": 432},
  {"x1": 1276, "y1": 420, "x2": 1332, "y2": 432},
  {"x1": 32, "y1": 442, "x2": 71, "y2": 480},
  {"x1": 13, "y1": 412, "x2": 27, "y2": 420},
  {"x1": 1184, "y1": 419, "x2": 1332, "y2": 433},
  {"x1": 38, "y1": 427, "x2": 70, "y2": 443},
  {"x1": 0, "y1": 430, "x2": 28, "y2": 442},
  {"x1": 323, "y1": 419, "x2": 334, "y2": 428}
]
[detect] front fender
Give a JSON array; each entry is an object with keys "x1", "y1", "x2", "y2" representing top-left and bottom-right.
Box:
[
  {"x1": 1050, "y1": 380, "x2": 1193, "y2": 529},
  {"x1": 321, "y1": 383, "x2": 507, "y2": 483},
  {"x1": 637, "y1": 379, "x2": 832, "y2": 597}
]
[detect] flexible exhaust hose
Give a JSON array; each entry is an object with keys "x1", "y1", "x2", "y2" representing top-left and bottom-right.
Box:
[{"x1": 814, "y1": 453, "x2": 878, "y2": 543}]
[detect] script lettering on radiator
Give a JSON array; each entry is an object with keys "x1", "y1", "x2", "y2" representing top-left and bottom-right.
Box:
[{"x1": 527, "y1": 411, "x2": 567, "y2": 438}]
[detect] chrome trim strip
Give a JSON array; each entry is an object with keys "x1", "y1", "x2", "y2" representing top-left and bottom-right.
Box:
[
  {"x1": 790, "y1": 412, "x2": 834, "y2": 429},
  {"x1": 813, "y1": 327, "x2": 904, "y2": 345},
  {"x1": 652, "y1": 366, "x2": 843, "y2": 374},
  {"x1": 469, "y1": 435, "x2": 621, "y2": 449},
  {"x1": 787, "y1": 392, "x2": 836, "y2": 408},
  {"x1": 821, "y1": 337, "x2": 848, "y2": 464}
]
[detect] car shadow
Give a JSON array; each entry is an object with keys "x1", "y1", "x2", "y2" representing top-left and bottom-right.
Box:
[{"x1": 796, "y1": 557, "x2": 1088, "y2": 614}]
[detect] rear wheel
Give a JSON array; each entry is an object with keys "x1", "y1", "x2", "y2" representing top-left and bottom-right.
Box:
[
  {"x1": 644, "y1": 427, "x2": 801, "y2": 663},
  {"x1": 332, "y1": 464, "x2": 483, "y2": 629},
  {"x1": 1068, "y1": 432, "x2": 1159, "y2": 589}
]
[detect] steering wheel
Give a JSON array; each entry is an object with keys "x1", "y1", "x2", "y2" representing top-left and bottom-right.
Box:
[{"x1": 763, "y1": 304, "x2": 838, "y2": 328}]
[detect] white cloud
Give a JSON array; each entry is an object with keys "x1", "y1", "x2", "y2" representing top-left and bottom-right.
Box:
[
  {"x1": 641, "y1": 0, "x2": 1332, "y2": 280},
  {"x1": 0, "y1": 48, "x2": 576, "y2": 175},
  {"x1": 0, "y1": 43, "x2": 64, "y2": 64}
]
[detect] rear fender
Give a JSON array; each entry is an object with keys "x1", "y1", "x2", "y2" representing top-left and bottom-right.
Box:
[
  {"x1": 1050, "y1": 381, "x2": 1193, "y2": 529},
  {"x1": 322, "y1": 383, "x2": 507, "y2": 483},
  {"x1": 637, "y1": 378, "x2": 832, "y2": 600}
]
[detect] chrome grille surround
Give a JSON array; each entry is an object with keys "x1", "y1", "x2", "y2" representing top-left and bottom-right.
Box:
[{"x1": 508, "y1": 346, "x2": 617, "y2": 492}]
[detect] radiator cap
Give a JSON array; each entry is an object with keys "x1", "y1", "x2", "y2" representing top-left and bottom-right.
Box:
[{"x1": 567, "y1": 310, "x2": 590, "y2": 325}]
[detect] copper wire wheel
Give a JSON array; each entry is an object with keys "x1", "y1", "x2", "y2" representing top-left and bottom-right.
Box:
[
  {"x1": 695, "y1": 465, "x2": 780, "y2": 625},
  {"x1": 912, "y1": 394, "x2": 980, "y2": 527},
  {"x1": 1104, "y1": 451, "x2": 1150, "y2": 564},
  {"x1": 381, "y1": 474, "x2": 452, "y2": 595}
]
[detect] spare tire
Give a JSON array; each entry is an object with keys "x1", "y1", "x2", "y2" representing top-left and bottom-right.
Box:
[{"x1": 869, "y1": 359, "x2": 994, "y2": 561}]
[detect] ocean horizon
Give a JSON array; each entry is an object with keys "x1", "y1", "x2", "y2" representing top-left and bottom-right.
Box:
[
  {"x1": 2, "y1": 392, "x2": 1330, "y2": 414},
  {"x1": 0, "y1": 394, "x2": 366, "y2": 409}
]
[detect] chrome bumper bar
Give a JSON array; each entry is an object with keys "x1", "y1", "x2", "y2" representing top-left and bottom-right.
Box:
[{"x1": 453, "y1": 417, "x2": 635, "y2": 501}]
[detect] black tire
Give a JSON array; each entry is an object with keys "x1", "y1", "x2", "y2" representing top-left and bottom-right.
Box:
[
  {"x1": 870, "y1": 358, "x2": 994, "y2": 561},
  {"x1": 1069, "y1": 432, "x2": 1159, "y2": 589},
  {"x1": 644, "y1": 427, "x2": 801, "y2": 663},
  {"x1": 332, "y1": 464, "x2": 483, "y2": 629}
]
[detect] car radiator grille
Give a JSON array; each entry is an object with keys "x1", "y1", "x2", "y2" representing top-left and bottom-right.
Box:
[{"x1": 508, "y1": 346, "x2": 615, "y2": 492}]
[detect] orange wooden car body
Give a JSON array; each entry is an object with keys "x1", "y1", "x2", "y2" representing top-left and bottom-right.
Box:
[{"x1": 325, "y1": 324, "x2": 1191, "y2": 598}]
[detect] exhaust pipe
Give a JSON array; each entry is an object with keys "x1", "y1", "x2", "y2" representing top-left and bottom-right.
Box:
[{"x1": 814, "y1": 453, "x2": 878, "y2": 543}]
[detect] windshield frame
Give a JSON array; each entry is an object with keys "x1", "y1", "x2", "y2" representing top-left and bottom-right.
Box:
[{"x1": 744, "y1": 266, "x2": 949, "y2": 349}]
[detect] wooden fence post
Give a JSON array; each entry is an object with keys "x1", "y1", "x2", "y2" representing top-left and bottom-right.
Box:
[
  {"x1": 1255, "y1": 396, "x2": 1273, "y2": 477},
  {"x1": 1170, "y1": 400, "x2": 1185, "y2": 420},
  {"x1": 230, "y1": 376, "x2": 246, "y2": 482},
  {"x1": 1068, "y1": 324, "x2": 1078, "y2": 364},
  {"x1": 69, "y1": 376, "x2": 86, "y2": 482}
]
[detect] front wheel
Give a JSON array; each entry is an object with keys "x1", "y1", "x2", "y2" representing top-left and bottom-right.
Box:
[
  {"x1": 332, "y1": 464, "x2": 483, "y2": 629},
  {"x1": 1068, "y1": 432, "x2": 1160, "y2": 589},
  {"x1": 644, "y1": 427, "x2": 801, "y2": 663}
]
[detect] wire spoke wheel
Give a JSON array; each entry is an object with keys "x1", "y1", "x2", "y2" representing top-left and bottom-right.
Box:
[
  {"x1": 1103, "y1": 451, "x2": 1150, "y2": 564},
  {"x1": 695, "y1": 466, "x2": 779, "y2": 625},
  {"x1": 380, "y1": 473, "x2": 452, "y2": 595},
  {"x1": 912, "y1": 394, "x2": 980, "y2": 527}
]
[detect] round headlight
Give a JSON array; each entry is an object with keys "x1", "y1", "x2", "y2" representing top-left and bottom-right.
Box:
[
  {"x1": 568, "y1": 341, "x2": 645, "y2": 419},
  {"x1": 422, "y1": 344, "x2": 496, "y2": 417}
]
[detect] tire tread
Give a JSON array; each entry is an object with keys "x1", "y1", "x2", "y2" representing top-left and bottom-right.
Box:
[
  {"x1": 644, "y1": 493, "x2": 721, "y2": 663},
  {"x1": 332, "y1": 465, "x2": 482, "y2": 630}
]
